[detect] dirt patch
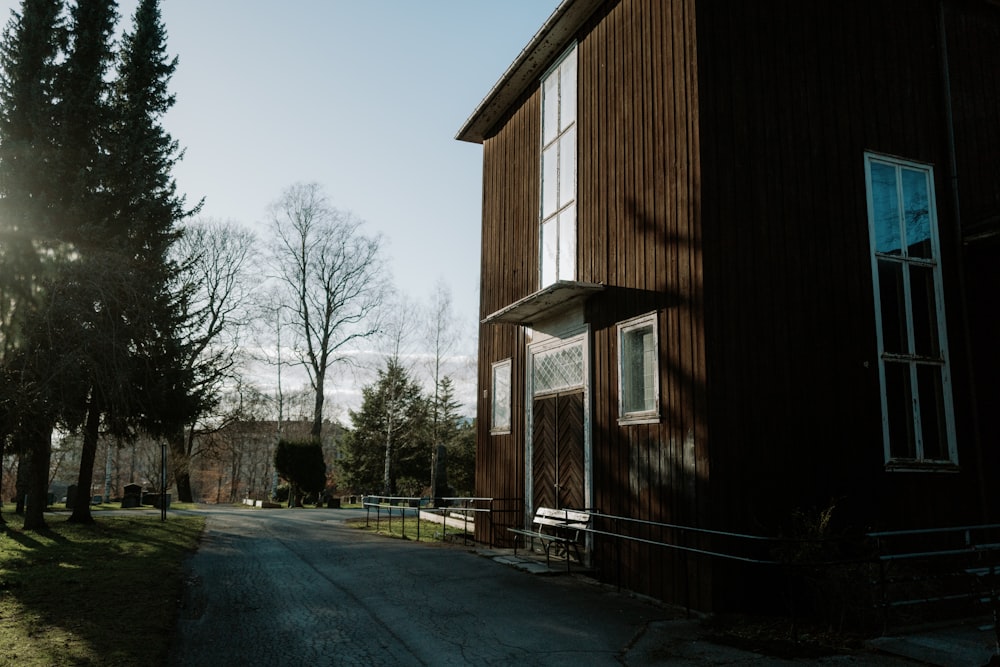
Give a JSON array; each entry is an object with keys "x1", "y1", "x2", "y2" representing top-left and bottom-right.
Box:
[{"x1": 705, "y1": 614, "x2": 871, "y2": 660}]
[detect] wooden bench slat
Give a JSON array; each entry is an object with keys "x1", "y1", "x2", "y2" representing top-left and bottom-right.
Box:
[{"x1": 507, "y1": 506, "x2": 592, "y2": 571}]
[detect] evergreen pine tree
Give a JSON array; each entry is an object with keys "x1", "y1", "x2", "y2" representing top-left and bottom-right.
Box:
[
  {"x1": 341, "y1": 359, "x2": 432, "y2": 495},
  {"x1": 105, "y1": 0, "x2": 203, "y2": 505},
  {"x1": 51, "y1": 0, "x2": 121, "y2": 525},
  {"x1": 54, "y1": 0, "x2": 115, "y2": 245},
  {"x1": 436, "y1": 376, "x2": 475, "y2": 496},
  {"x1": 66, "y1": 0, "x2": 198, "y2": 522},
  {"x1": 0, "y1": 0, "x2": 66, "y2": 530},
  {"x1": 0, "y1": 0, "x2": 198, "y2": 527}
]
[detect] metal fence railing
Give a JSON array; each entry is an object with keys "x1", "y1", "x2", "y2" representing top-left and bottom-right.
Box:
[{"x1": 355, "y1": 496, "x2": 1000, "y2": 646}]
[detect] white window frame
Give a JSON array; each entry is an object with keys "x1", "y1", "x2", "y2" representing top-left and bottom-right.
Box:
[
  {"x1": 864, "y1": 151, "x2": 958, "y2": 469},
  {"x1": 490, "y1": 359, "x2": 512, "y2": 434},
  {"x1": 617, "y1": 312, "x2": 660, "y2": 425},
  {"x1": 539, "y1": 44, "x2": 577, "y2": 289}
]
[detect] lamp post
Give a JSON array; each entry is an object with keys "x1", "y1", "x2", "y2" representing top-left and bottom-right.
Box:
[{"x1": 160, "y1": 443, "x2": 167, "y2": 522}]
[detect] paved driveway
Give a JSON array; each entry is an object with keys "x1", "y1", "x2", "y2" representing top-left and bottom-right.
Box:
[
  {"x1": 167, "y1": 507, "x2": 918, "y2": 666},
  {"x1": 167, "y1": 506, "x2": 675, "y2": 666}
]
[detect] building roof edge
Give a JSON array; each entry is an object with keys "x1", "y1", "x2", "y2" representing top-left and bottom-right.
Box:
[{"x1": 455, "y1": 0, "x2": 604, "y2": 144}]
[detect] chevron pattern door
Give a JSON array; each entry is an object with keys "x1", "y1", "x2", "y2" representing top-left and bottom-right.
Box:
[{"x1": 532, "y1": 391, "x2": 585, "y2": 510}]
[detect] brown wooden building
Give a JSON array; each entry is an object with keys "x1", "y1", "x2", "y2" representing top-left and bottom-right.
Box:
[{"x1": 457, "y1": 0, "x2": 1000, "y2": 611}]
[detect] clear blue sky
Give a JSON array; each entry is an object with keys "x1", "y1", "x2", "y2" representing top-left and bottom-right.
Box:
[
  {"x1": 158, "y1": 0, "x2": 557, "y2": 322},
  {"x1": 1, "y1": 0, "x2": 561, "y2": 412}
]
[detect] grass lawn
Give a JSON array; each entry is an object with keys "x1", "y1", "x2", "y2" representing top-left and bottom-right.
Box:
[
  {"x1": 350, "y1": 513, "x2": 473, "y2": 543},
  {"x1": 0, "y1": 507, "x2": 204, "y2": 666}
]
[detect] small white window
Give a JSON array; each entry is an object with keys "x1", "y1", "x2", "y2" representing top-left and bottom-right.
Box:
[
  {"x1": 864, "y1": 152, "x2": 957, "y2": 468},
  {"x1": 617, "y1": 313, "x2": 659, "y2": 424},
  {"x1": 491, "y1": 359, "x2": 512, "y2": 434}
]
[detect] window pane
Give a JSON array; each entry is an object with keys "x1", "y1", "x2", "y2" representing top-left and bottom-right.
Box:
[
  {"x1": 534, "y1": 343, "x2": 584, "y2": 394},
  {"x1": 542, "y1": 144, "x2": 558, "y2": 218},
  {"x1": 877, "y1": 259, "x2": 907, "y2": 354},
  {"x1": 909, "y1": 265, "x2": 940, "y2": 358},
  {"x1": 559, "y1": 126, "x2": 576, "y2": 207},
  {"x1": 558, "y1": 205, "x2": 575, "y2": 282},
  {"x1": 871, "y1": 162, "x2": 902, "y2": 254},
  {"x1": 916, "y1": 364, "x2": 948, "y2": 461},
  {"x1": 642, "y1": 331, "x2": 656, "y2": 411},
  {"x1": 561, "y1": 51, "x2": 577, "y2": 128},
  {"x1": 492, "y1": 362, "x2": 511, "y2": 431},
  {"x1": 884, "y1": 362, "x2": 916, "y2": 459},
  {"x1": 902, "y1": 167, "x2": 932, "y2": 258},
  {"x1": 543, "y1": 73, "x2": 558, "y2": 145},
  {"x1": 623, "y1": 325, "x2": 656, "y2": 413},
  {"x1": 541, "y1": 218, "x2": 558, "y2": 288}
]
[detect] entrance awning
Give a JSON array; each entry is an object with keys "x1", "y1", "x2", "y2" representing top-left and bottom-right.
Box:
[{"x1": 482, "y1": 281, "x2": 604, "y2": 326}]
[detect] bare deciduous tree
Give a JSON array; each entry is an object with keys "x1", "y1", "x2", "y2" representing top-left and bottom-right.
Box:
[
  {"x1": 267, "y1": 182, "x2": 387, "y2": 443},
  {"x1": 423, "y1": 280, "x2": 458, "y2": 498},
  {"x1": 169, "y1": 218, "x2": 258, "y2": 502}
]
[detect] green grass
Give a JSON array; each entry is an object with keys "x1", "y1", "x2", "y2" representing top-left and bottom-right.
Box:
[
  {"x1": 351, "y1": 514, "x2": 472, "y2": 543},
  {"x1": 0, "y1": 510, "x2": 205, "y2": 666}
]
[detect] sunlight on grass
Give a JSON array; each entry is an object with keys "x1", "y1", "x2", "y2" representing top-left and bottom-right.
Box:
[
  {"x1": 0, "y1": 513, "x2": 204, "y2": 666},
  {"x1": 351, "y1": 515, "x2": 473, "y2": 543}
]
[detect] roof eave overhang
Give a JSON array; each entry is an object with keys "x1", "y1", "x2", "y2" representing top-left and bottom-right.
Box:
[
  {"x1": 455, "y1": 0, "x2": 604, "y2": 144},
  {"x1": 482, "y1": 281, "x2": 605, "y2": 326}
]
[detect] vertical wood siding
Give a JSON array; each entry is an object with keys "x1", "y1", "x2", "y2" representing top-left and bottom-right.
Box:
[
  {"x1": 946, "y1": 1, "x2": 1000, "y2": 523},
  {"x1": 576, "y1": 0, "x2": 709, "y2": 609},
  {"x1": 696, "y1": 0, "x2": 994, "y2": 557},
  {"x1": 476, "y1": 0, "x2": 710, "y2": 609},
  {"x1": 475, "y1": 90, "x2": 540, "y2": 539},
  {"x1": 473, "y1": 0, "x2": 998, "y2": 612}
]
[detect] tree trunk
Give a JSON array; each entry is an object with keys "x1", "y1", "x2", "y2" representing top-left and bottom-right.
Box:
[
  {"x1": 382, "y1": 432, "x2": 392, "y2": 496},
  {"x1": 310, "y1": 374, "x2": 325, "y2": 442},
  {"x1": 15, "y1": 453, "x2": 26, "y2": 514},
  {"x1": 169, "y1": 426, "x2": 193, "y2": 503},
  {"x1": 22, "y1": 425, "x2": 52, "y2": 530},
  {"x1": 0, "y1": 438, "x2": 5, "y2": 525},
  {"x1": 68, "y1": 398, "x2": 101, "y2": 524}
]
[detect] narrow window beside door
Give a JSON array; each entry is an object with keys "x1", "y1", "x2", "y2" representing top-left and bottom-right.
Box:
[{"x1": 491, "y1": 359, "x2": 512, "y2": 434}]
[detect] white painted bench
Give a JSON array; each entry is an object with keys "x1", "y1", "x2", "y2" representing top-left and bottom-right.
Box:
[{"x1": 508, "y1": 507, "x2": 591, "y2": 570}]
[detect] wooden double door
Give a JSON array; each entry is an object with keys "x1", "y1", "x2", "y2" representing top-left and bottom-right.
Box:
[{"x1": 531, "y1": 390, "x2": 585, "y2": 510}]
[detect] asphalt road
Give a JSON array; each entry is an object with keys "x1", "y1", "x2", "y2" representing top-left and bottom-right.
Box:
[
  {"x1": 166, "y1": 506, "x2": 675, "y2": 666},
  {"x1": 167, "y1": 507, "x2": 930, "y2": 666}
]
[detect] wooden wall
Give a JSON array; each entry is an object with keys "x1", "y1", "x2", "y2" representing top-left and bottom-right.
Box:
[
  {"x1": 947, "y1": 0, "x2": 1000, "y2": 522},
  {"x1": 947, "y1": 0, "x2": 1000, "y2": 235},
  {"x1": 475, "y1": 89, "x2": 540, "y2": 532},
  {"x1": 476, "y1": 0, "x2": 713, "y2": 609},
  {"x1": 575, "y1": 0, "x2": 710, "y2": 609},
  {"x1": 695, "y1": 0, "x2": 993, "y2": 544}
]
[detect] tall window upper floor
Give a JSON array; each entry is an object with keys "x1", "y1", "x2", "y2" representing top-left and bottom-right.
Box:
[
  {"x1": 540, "y1": 44, "x2": 577, "y2": 288},
  {"x1": 864, "y1": 152, "x2": 958, "y2": 468}
]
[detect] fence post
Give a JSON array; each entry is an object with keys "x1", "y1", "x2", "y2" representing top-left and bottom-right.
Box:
[
  {"x1": 879, "y1": 557, "x2": 888, "y2": 635},
  {"x1": 616, "y1": 515, "x2": 622, "y2": 593}
]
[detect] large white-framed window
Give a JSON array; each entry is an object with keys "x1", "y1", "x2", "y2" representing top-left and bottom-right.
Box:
[
  {"x1": 864, "y1": 152, "x2": 957, "y2": 468},
  {"x1": 617, "y1": 312, "x2": 660, "y2": 424},
  {"x1": 540, "y1": 44, "x2": 577, "y2": 288},
  {"x1": 490, "y1": 359, "x2": 512, "y2": 434}
]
